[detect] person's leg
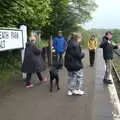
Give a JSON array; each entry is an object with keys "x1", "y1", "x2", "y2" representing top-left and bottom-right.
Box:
[
  {"x1": 104, "y1": 60, "x2": 112, "y2": 84},
  {"x1": 89, "y1": 50, "x2": 92, "y2": 66},
  {"x1": 25, "y1": 73, "x2": 33, "y2": 87},
  {"x1": 36, "y1": 72, "x2": 43, "y2": 81},
  {"x1": 68, "y1": 71, "x2": 78, "y2": 95},
  {"x1": 59, "y1": 53, "x2": 63, "y2": 68},
  {"x1": 91, "y1": 50, "x2": 95, "y2": 66},
  {"x1": 93, "y1": 50, "x2": 95, "y2": 65},
  {"x1": 75, "y1": 69, "x2": 84, "y2": 90},
  {"x1": 75, "y1": 69, "x2": 85, "y2": 95},
  {"x1": 36, "y1": 72, "x2": 47, "y2": 82},
  {"x1": 56, "y1": 53, "x2": 60, "y2": 65},
  {"x1": 55, "y1": 73, "x2": 60, "y2": 90},
  {"x1": 25, "y1": 73, "x2": 31, "y2": 83}
]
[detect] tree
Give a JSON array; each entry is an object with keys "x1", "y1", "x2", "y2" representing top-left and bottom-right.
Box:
[
  {"x1": 42, "y1": 0, "x2": 97, "y2": 37},
  {"x1": 0, "y1": 0, "x2": 52, "y2": 29},
  {"x1": 112, "y1": 29, "x2": 120, "y2": 43},
  {"x1": 0, "y1": 0, "x2": 97, "y2": 37}
]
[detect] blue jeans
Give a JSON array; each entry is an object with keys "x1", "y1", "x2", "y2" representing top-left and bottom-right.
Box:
[
  {"x1": 56, "y1": 52, "x2": 63, "y2": 68},
  {"x1": 68, "y1": 69, "x2": 83, "y2": 91}
]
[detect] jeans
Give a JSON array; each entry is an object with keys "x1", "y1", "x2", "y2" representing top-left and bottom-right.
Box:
[
  {"x1": 56, "y1": 52, "x2": 63, "y2": 68},
  {"x1": 68, "y1": 69, "x2": 83, "y2": 91}
]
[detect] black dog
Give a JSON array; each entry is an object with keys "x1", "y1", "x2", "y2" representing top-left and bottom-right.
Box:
[{"x1": 49, "y1": 58, "x2": 60, "y2": 92}]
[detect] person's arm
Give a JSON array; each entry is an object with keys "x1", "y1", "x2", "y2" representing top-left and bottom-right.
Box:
[
  {"x1": 95, "y1": 40, "x2": 97, "y2": 49},
  {"x1": 64, "y1": 39, "x2": 67, "y2": 51},
  {"x1": 88, "y1": 40, "x2": 92, "y2": 50},
  {"x1": 113, "y1": 45, "x2": 119, "y2": 49}
]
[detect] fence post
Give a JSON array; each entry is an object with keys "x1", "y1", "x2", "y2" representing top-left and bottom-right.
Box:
[
  {"x1": 20, "y1": 25, "x2": 27, "y2": 79},
  {"x1": 49, "y1": 35, "x2": 53, "y2": 65}
]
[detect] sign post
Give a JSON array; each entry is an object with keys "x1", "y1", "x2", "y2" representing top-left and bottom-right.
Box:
[
  {"x1": 0, "y1": 26, "x2": 27, "y2": 80},
  {"x1": 20, "y1": 25, "x2": 27, "y2": 79}
]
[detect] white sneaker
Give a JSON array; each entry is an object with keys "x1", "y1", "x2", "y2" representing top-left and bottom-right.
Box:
[
  {"x1": 67, "y1": 90, "x2": 73, "y2": 96},
  {"x1": 72, "y1": 89, "x2": 79, "y2": 95},
  {"x1": 75, "y1": 89, "x2": 85, "y2": 95}
]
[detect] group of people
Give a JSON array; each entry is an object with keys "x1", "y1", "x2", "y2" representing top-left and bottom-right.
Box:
[
  {"x1": 88, "y1": 31, "x2": 120, "y2": 84},
  {"x1": 22, "y1": 30, "x2": 120, "y2": 96}
]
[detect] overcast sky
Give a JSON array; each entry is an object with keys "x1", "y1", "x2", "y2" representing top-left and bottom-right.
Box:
[{"x1": 83, "y1": 0, "x2": 120, "y2": 30}]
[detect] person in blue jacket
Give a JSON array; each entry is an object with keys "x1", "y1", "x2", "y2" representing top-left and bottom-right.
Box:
[{"x1": 53, "y1": 31, "x2": 67, "y2": 68}]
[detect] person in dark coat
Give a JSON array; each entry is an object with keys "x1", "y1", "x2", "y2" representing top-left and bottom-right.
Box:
[
  {"x1": 100, "y1": 31, "x2": 119, "y2": 84},
  {"x1": 22, "y1": 36, "x2": 47, "y2": 88},
  {"x1": 64, "y1": 33, "x2": 85, "y2": 96}
]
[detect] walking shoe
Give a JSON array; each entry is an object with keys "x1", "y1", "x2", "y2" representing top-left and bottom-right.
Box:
[
  {"x1": 103, "y1": 79, "x2": 112, "y2": 84},
  {"x1": 75, "y1": 89, "x2": 85, "y2": 95},
  {"x1": 67, "y1": 90, "x2": 73, "y2": 96},
  {"x1": 72, "y1": 89, "x2": 79, "y2": 95},
  {"x1": 25, "y1": 83, "x2": 33, "y2": 88}
]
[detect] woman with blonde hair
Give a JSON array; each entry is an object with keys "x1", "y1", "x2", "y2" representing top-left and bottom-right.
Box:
[{"x1": 22, "y1": 36, "x2": 47, "y2": 88}]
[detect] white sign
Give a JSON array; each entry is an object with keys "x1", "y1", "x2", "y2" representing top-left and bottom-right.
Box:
[{"x1": 0, "y1": 29, "x2": 24, "y2": 51}]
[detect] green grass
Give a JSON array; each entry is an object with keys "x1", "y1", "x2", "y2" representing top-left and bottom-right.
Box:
[
  {"x1": 0, "y1": 72, "x2": 13, "y2": 85},
  {"x1": 35, "y1": 40, "x2": 49, "y2": 48}
]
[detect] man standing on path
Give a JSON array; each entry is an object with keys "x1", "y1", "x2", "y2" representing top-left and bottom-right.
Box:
[
  {"x1": 88, "y1": 34, "x2": 97, "y2": 67},
  {"x1": 53, "y1": 31, "x2": 67, "y2": 69},
  {"x1": 100, "y1": 31, "x2": 119, "y2": 84}
]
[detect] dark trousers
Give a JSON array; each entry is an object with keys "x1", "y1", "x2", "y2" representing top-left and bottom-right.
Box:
[
  {"x1": 25, "y1": 72, "x2": 43, "y2": 83},
  {"x1": 56, "y1": 52, "x2": 63, "y2": 68},
  {"x1": 89, "y1": 50, "x2": 95, "y2": 66}
]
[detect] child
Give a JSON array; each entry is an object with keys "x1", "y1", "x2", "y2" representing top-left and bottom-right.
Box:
[{"x1": 64, "y1": 33, "x2": 85, "y2": 95}]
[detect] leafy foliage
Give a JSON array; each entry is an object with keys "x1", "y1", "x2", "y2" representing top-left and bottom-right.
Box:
[
  {"x1": 0, "y1": 0, "x2": 52, "y2": 29},
  {"x1": 42, "y1": 0, "x2": 97, "y2": 37},
  {"x1": 112, "y1": 29, "x2": 120, "y2": 43}
]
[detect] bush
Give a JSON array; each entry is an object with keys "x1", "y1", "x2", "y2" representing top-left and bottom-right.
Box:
[{"x1": 0, "y1": 49, "x2": 21, "y2": 84}]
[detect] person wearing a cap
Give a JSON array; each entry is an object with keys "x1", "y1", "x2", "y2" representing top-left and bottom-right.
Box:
[
  {"x1": 22, "y1": 36, "x2": 47, "y2": 88},
  {"x1": 53, "y1": 31, "x2": 67, "y2": 69},
  {"x1": 64, "y1": 33, "x2": 85, "y2": 96}
]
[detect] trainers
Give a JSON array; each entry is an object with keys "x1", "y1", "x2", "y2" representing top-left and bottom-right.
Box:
[
  {"x1": 72, "y1": 89, "x2": 79, "y2": 95},
  {"x1": 75, "y1": 89, "x2": 85, "y2": 95},
  {"x1": 25, "y1": 83, "x2": 33, "y2": 88},
  {"x1": 67, "y1": 90, "x2": 73, "y2": 96}
]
